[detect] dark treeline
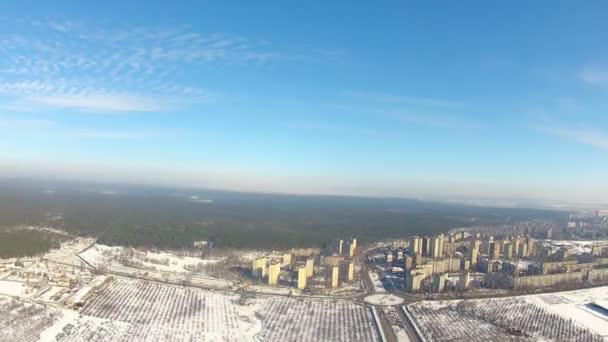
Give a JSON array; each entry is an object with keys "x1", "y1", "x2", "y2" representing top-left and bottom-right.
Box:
[
  {"x1": 0, "y1": 178, "x2": 568, "y2": 250},
  {"x1": 0, "y1": 230, "x2": 64, "y2": 258}
]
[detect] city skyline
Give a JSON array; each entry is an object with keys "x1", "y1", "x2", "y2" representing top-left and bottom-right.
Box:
[{"x1": 1, "y1": 1, "x2": 608, "y2": 203}]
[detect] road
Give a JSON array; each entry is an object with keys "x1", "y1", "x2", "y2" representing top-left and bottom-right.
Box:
[{"x1": 362, "y1": 245, "x2": 423, "y2": 342}]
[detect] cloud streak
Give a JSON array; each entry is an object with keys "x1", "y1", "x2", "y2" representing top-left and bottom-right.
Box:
[
  {"x1": 578, "y1": 67, "x2": 608, "y2": 88},
  {"x1": 0, "y1": 20, "x2": 288, "y2": 113},
  {"x1": 535, "y1": 123, "x2": 608, "y2": 151},
  {"x1": 346, "y1": 91, "x2": 463, "y2": 108},
  {"x1": 0, "y1": 117, "x2": 161, "y2": 140}
]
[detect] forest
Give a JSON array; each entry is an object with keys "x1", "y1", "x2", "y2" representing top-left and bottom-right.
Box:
[
  {"x1": 0, "y1": 229, "x2": 65, "y2": 258},
  {"x1": 0, "y1": 178, "x2": 568, "y2": 250}
]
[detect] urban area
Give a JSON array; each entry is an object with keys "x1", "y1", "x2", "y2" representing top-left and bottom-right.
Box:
[{"x1": 1, "y1": 211, "x2": 608, "y2": 341}]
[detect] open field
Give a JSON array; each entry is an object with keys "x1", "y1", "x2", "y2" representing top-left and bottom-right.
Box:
[
  {"x1": 406, "y1": 286, "x2": 608, "y2": 341},
  {"x1": 0, "y1": 276, "x2": 383, "y2": 341}
]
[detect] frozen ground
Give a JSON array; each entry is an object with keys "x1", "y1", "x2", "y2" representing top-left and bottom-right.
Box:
[
  {"x1": 364, "y1": 293, "x2": 404, "y2": 306},
  {"x1": 540, "y1": 239, "x2": 608, "y2": 255},
  {"x1": 406, "y1": 286, "x2": 608, "y2": 341},
  {"x1": 79, "y1": 244, "x2": 232, "y2": 289},
  {"x1": 1, "y1": 276, "x2": 382, "y2": 342},
  {"x1": 0, "y1": 280, "x2": 29, "y2": 297}
]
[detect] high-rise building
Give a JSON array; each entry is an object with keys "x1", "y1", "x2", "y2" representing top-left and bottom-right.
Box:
[
  {"x1": 431, "y1": 237, "x2": 441, "y2": 258},
  {"x1": 346, "y1": 262, "x2": 354, "y2": 281},
  {"x1": 282, "y1": 253, "x2": 291, "y2": 267},
  {"x1": 458, "y1": 272, "x2": 470, "y2": 291},
  {"x1": 411, "y1": 237, "x2": 420, "y2": 254},
  {"x1": 268, "y1": 262, "x2": 281, "y2": 286},
  {"x1": 297, "y1": 267, "x2": 307, "y2": 289},
  {"x1": 350, "y1": 238, "x2": 357, "y2": 251},
  {"x1": 490, "y1": 242, "x2": 500, "y2": 260},
  {"x1": 405, "y1": 272, "x2": 425, "y2": 292},
  {"x1": 432, "y1": 273, "x2": 447, "y2": 292},
  {"x1": 422, "y1": 237, "x2": 430, "y2": 256},
  {"x1": 333, "y1": 239, "x2": 344, "y2": 255},
  {"x1": 305, "y1": 258, "x2": 314, "y2": 277},
  {"x1": 527, "y1": 239, "x2": 534, "y2": 256},
  {"x1": 404, "y1": 255, "x2": 413, "y2": 270},
  {"x1": 518, "y1": 243, "x2": 528, "y2": 258},
  {"x1": 470, "y1": 240, "x2": 481, "y2": 266},
  {"x1": 252, "y1": 257, "x2": 267, "y2": 278},
  {"x1": 505, "y1": 244, "x2": 513, "y2": 259},
  {"x1": 438, "y1": 235, "x2": 444, "y2": 257},
  {"x1": 330, "y1": 266, "x2": 339, "y2": 288},
  {"x1": 347, "y1": 242, "x2": 356, "y2": 258}
]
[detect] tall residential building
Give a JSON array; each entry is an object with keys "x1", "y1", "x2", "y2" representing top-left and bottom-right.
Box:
[
  {"x1": 350, "y1": 238, "x2": 357, "y2": 251},
  {"x1": 432, "y1": 273, "x2": 447, "y2": 292},
  {"x1": 281, "y1": 253, "x2": 291, "y2": 267},
  {"x1": 411, "y1": 237, "x2": 420, "y2": 254},
  {"x1": 406, "y1": 272, "x2": 425, "y2": 292},
  {"x1": 306, "y1": 258, "x2": 314, "y2": 277},
  {"x1": 346, "y1": 242, "x2": 356, "y2": 258},
  {"x1": 527, "y1": 239, "x2": 534, "y2": 256},
  {"x1": 505, "y1": 244, "x2": 513, "y2": 259},
  {"x1": 334, "y1": 239, "x2": 344, "y2": 255},
  {"x1": 404, "y1": 255, "x2": 413, "y2": 270},
  {"x1": 438, "y1": 235, "x2": 444, "y2": 257},
  {"x1": 417, "y1": 238, "x2": 423, "y2": 255},
  {"x1": 422, "y1": 237, "x2": 430, "y2": 256},
  {"x1": 330, "y1": 266, "x2": 339, "y2": 288},
  {"x1": 268, "y1": 262, "x2": 281, "y2": 286},
  {"x1": 346, "y1": 262, "x2": 354, "y2": 281},
  {"x1": 252, "y1": 257, "x2": 267, "y2": 278},
  {"x1": 297, "y1": 267, "x2": 307, "y2": 289},
  {"x1": 431, "y1": 237, "x2": 441, "y2": 258},
  {"x1": 458, "y1": 272, "x2": 470, "y2": 291},
  {"x1": 490, "y1": 242, "x2": 500, "y2": 260},
  {"x1": 512, "y1": 239, "x2": 520, "y2": 256},
  {"x1": 518, "y1": 243, "x2": 528, "y2": 258},
  {"x1": 470, "y1": 240, "x2": 481, "y2": 266}
]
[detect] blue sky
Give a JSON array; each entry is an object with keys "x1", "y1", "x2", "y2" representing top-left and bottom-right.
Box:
[{"x1": 1, "y1": 1, "x2": 607, "y2": 203}]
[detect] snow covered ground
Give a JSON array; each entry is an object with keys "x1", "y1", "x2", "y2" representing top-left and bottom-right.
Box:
[
  {"x1": 364, "y1": 293, "x2": 404, "y2": 306},
  {"x1": 392, "y1": 325, "x2": 411, "y2": 342},
  {"x1": 407, "y1": 286, "x2": 608, "y2": 341},
  {"x1": 540, "y1": 239, "x2": 608, "y2": 255},
  {"x1": 80, "y1": 244, "x2": 224, "y2": 274},
  {"x1": 0, "y1": 280, "x2": 30, "y2": 297},
  {"x1": 0, "y1": 276, "x2": 383, "y2": 341}
]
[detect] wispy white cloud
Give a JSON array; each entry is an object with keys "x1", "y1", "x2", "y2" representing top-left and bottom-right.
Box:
[
  {"x1": 346, "y1": 91, "x2": 463, "y2": 108},
  {"x1": 389, "y1": 111, "x2": 480, "y2": 130},
  {"x1": 29, "y1": 93, "x2": 162, "y2": 112},
  {"x1": 0, "y1": 118, "x2": 55, "y2": 129},
  {"x1": 578, "y1": 67, "x2": 608, "y2": 87},
  {"x1": 0, "y1": 20, "x2": 294, "y2": 113},
  {"x1": 0, "y1": 117, "x2": 161, "y2": 140},
  {"x1": 534, "y1": 122, "x2": 608, "y2": 151}
]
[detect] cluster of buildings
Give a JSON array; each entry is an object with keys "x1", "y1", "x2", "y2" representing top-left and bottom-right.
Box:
[
  {"x1": 251, "y1": 238, "x2": 358, "y2": 291},
  {"x1": 375, "y1": 228, "x2": 608, "y2": 294}
]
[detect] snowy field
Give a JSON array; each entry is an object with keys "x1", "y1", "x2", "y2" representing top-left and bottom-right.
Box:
[
  {"x1": 364, "y1": 293, "x2": 404, "y2": 306},
  {"x1": 1, "y1": 277, "x2": 382, "y2": 342},
  {"x1": 79, "y1": 244, "x2": 224, "y2": 274},
  {"x1": 79, "y1": 244, "x2": 232, "y2": 289},
  {"x1": 406, "y1": 286, "x2": 608, "y2": 341},
  {"x1": 0, "y1": 295, "x2": 62, "y2": 342}
]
